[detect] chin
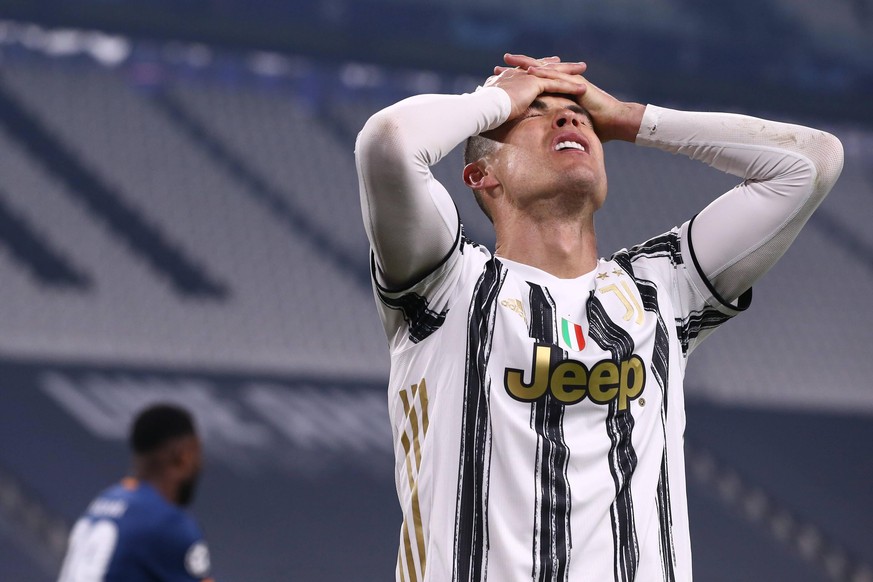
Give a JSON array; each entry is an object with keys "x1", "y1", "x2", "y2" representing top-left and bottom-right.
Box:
[{"x1": 566, "y1": 175, "x2": 606, "y2": 203}]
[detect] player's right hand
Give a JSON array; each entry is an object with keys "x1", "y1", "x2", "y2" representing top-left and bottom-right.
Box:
[
  {"x1": 482, "y1": 57, "x2": 588, "y2": 121},
  {"x1": 500, "y1": 53, "x2": 645, "y2": 142}
]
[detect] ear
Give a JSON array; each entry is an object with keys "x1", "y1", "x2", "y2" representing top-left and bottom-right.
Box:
[
  {"x1": 167, "y1": 442, "x2": 186, "y2": 469},
  {"x1": 169, "y1": 437, "x2": 199, "y2": 472},
  {"x1": 463, "y1": 161, "x2": 499, "y2": 191}
]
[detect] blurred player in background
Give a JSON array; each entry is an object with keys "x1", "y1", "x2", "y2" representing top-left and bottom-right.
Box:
[
  {"x1": 356, "y1": 53, "x2": 843, "y2": 581},
  {"x1": 57, "y1": 404, "x2": 213, "y2": 582}
]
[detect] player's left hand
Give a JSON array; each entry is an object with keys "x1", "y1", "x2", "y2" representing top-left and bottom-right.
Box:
[{"x1": 498, "y1": 53, "x2": 645, "y2": 143}]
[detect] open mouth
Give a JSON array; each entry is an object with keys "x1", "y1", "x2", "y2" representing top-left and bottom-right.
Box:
[
  {"x1": 551, "y1": 132, "x2": 590, "y2": 154},
  {"x1": 555, "y1": 141, "x2": 587, "y2": 153}
]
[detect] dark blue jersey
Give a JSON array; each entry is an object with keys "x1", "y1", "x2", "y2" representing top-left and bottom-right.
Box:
[{"x1": 58, "y1": 478, "x2": 212, "y2": 582}]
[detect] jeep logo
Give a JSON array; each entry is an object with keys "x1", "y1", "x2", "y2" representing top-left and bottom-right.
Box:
[{"x1": 504, "y1": 343, "x2": 645, "y2": 410}]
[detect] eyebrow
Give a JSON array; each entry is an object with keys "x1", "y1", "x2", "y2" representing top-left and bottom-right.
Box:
[{"x1": 528, "y1": 99, "x2": 593, "y2": 124}]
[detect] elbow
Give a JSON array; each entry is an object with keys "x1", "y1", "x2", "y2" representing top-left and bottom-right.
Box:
[
  {"x1": 818, "y1": 130, "x2": 844, "y2": 160},
  {"x1": 760, "y1": 131, "x2": 843, "y2": 214},
  {"x1": 781, "y1": 130, "x2": 844, "y2": 199},
  {"x1": 355, "y1": 109, "x2": 409, "y2": 166},
  {"x1": 809, "y1": 131, "x2": 844, "y2": 194},
  {"x1": 355, "y1": 109, "x2": 421, "y2": 203}
]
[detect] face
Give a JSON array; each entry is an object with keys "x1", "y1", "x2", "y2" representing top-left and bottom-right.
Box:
[
  {"x1": 482, "y1": 94, "x2": 608, "y2": 218},
  {"x1": 177, "y1": 472, "x2": 200, "y2": 507},
  {"x1": 175, "y1": 436, "x2": 203, "y2": 507}
]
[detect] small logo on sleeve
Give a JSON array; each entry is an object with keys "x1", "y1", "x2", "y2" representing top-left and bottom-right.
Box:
[{"x1": 185, "y1": 542, "x2": 211, "y2": 578}]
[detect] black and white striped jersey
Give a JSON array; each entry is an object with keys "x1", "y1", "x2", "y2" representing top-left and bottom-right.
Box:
[
  {"x1": 356, "y1": 87, "x2": 842, "y2": 582},
  {"x1": 376, "y1": 220, "x2": 748, "y2": 582}
]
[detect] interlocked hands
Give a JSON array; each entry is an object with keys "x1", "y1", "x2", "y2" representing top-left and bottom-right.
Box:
[{"x1": 482, "y1": 53, "x2": 644, "y2": 142}]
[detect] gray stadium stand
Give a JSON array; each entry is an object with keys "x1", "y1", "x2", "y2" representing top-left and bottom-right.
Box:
[
  {"x1": 0, "y1": 55, "x2": 388, "y2": 378},
  {"x1": 0, "y1": 33, "x2": 870, "y2": 582}
]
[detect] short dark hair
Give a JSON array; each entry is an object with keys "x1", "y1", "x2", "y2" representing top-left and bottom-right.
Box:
[
  {"x1": 129, "y1": 404, "x2": 196, "y2": 455},
  {"x1": 463, "y1": 134, "x2": 497, "y2": 222}
]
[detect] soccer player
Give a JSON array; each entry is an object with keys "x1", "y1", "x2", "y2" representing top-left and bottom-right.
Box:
[
  {"x1": 57, "y1": 404, "x2": 213, "y2": 582},
  {"x1": 355, "y1": 53, "x2": 843, "y2": 581}
]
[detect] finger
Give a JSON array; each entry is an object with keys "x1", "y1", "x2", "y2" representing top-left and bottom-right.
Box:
[
  {"x1": 504, "y1": 53, "x2": 561, "y2": 69},
  {"x1": 532, "y1": 62, "x2": 587, "y2": 75},
  {"x1": 535, "y1": 75, "x2": 588, "y2": 96},
  {"x1": 505, "y1": 53, "x2": 559, "y2": 63},
  {"x1": 527, "y1": 69, "x2": 588, "y2": 93},
  {"x1": 506, "y1": 56, "x2": 587, "y2": 77},
  {"x1": 528, "y1": 66, "x2": 589, "y2": 84},
  {"x1": 495, "y1": 62, "x2": 586, "y2": 76},
  {"x1": 504, "y1": 53, "x2": 538, "y2": 66}
]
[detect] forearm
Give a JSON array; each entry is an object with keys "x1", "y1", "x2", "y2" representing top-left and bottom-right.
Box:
[
  {"x1": 636, "y1": 105, "x2": 844, "y2": 302},
  {"x1": 597, "y1": 101, "x2": 646, "y2": 143},
  {"x1": 355, "y1": 87, "x2": 510, "y2": 287}
]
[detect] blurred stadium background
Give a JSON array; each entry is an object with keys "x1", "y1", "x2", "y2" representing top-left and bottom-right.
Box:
[{"x1": 0, "y1": 0, "x2": 870, "y2": 580}]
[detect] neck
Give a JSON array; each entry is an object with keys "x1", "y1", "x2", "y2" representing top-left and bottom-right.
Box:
[
  {"x1": 134, "y1": 460, "x2": 177, "y2": 505},
  {"x1": 494, "y1": 211, "x2": 598, "y2": 278}
]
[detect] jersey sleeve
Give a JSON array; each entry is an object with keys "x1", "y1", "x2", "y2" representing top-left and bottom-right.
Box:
[
  {"x1": 617, "y1": 227, "x2": 734, "y2": 357},
  {"x1": 148, "y1": 513, "x2": 212, "y2": 582},
  {"x1": 355, "y1": 87, "x2": 511, "y2": 291},
  {"x1": 635, "y1": 105, "x2": 844, "y2": 306}
]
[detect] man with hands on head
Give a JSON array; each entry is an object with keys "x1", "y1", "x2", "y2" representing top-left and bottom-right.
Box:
[{"x1": 356, "y1": 53, "x2": 842, "y2": 582}]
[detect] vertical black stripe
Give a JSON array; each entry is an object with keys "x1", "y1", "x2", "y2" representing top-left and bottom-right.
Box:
[
  {"x1": 528, "y1": 284, "x2": 572, "y2": 582},
  {"x1": 586, "y1": 294, "x2": 639, "y2": 582},
  {"x1": 655, "y1": 457, "x2": 675, "y2": 580},
  {"x1": 614, "y1": 253, "x2": 676, "y2": 581},
  {"x1": 613, "y1": 255, "x2": 669, "y2": 411},
  {"x1": 453, "y1": 258, "x2": 503, "y2": 582}
]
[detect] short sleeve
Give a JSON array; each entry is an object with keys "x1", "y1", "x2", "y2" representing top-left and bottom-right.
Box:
[
  {"x1": 149, "y1": 513, "x2": 212, "y2": 582},
  {"x1": 623, "y1": 225, "x2": 751, "y2": 357},
  {"x1": 372, "y1": 227, "x2": 485, "y2": 353}
]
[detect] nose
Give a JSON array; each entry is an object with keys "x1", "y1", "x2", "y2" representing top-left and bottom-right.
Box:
[{"x1": 554, "y1": 110, "x2": 582, "y2": 129}]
